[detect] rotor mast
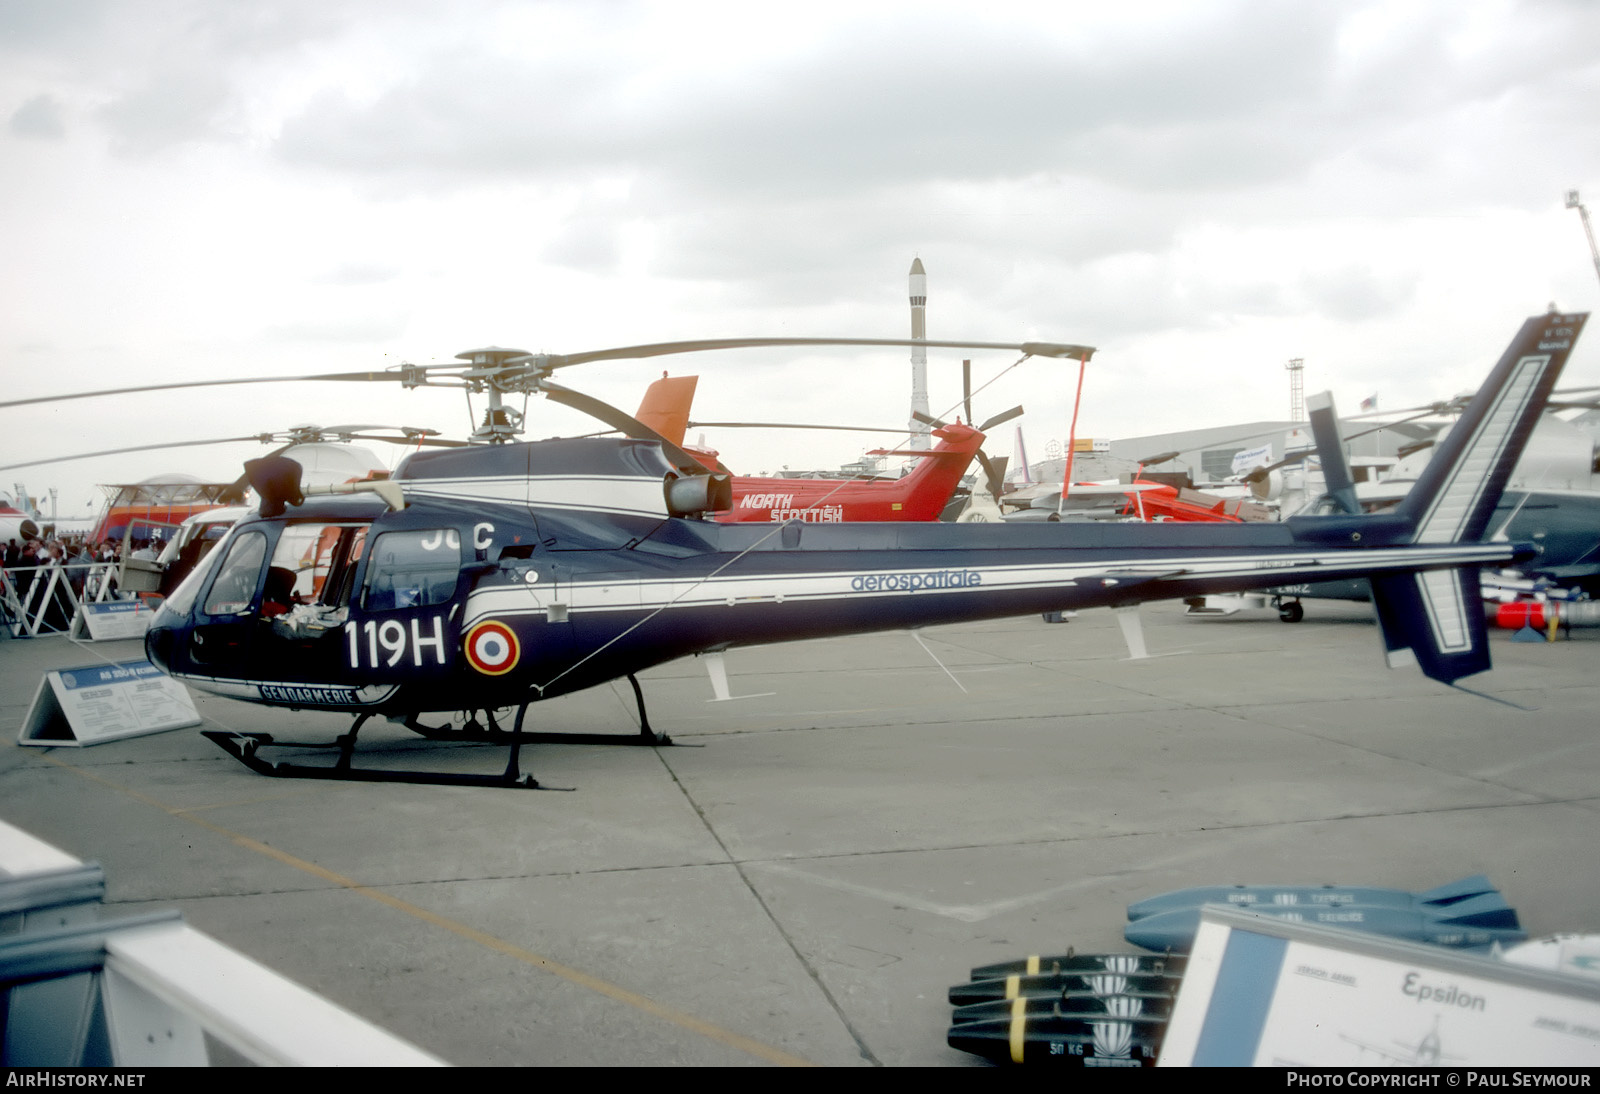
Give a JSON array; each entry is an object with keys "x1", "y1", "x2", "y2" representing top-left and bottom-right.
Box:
[{"x1": 454, "y1": 347, "x2": 536, "y2": 444}]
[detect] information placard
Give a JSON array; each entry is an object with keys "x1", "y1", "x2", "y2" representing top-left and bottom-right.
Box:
[
  {"x1": 1160, "y1": 905, "x2": 1600, "y2": 1067},
  {"x1": 18, "y1": 660, "x2": 199, "y2": 747},
  {"x1": 72, "y1": 599, "x2": 159, "y2": 641}
]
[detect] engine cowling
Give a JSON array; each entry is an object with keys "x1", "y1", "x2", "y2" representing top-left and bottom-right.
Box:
[{"x1": 664, "y1": 473, "x2": 733, "y2": 517}]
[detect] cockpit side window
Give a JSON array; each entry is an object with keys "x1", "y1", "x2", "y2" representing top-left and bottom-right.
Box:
[
  {"x1": 202, "y1": 531, "x2": 267, "y2": 616},
  {"x1": 268, "y1": 523, "x2": 370, "y2": 609},
  {"x1": 362, "y1": 528, "x2": 461, "y2": 612},
  {"x1": 164, "y1": 529, "x2": 228, "y2": 617}
]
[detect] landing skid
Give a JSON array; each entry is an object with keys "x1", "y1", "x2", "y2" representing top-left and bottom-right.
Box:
[
  {"x1": 402, "y1": 675, "x2": 671, "y2": 747},
  {"x1": 202, "y1": 674, "x2": 672, "y2": 790}
]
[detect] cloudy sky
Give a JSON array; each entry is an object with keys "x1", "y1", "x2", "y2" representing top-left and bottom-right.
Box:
[{"x1": 4, "y1": 0, "x2": 1599, "y2": 521}]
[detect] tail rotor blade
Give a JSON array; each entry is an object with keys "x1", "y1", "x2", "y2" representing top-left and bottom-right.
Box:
[
  {"x1": 977, "y1": 405, "x2": 1024, "y2": 434},
  {"x1": 975, "y1": 452, "x2": 1009, "y2": 500}
]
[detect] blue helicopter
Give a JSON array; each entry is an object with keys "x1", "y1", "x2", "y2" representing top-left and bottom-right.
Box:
[{"x1": 107, "y1": 314, "x2": 1586, "y2": 788}]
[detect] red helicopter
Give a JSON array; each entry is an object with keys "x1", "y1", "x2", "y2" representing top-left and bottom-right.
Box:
[{"x1": 630, "y1": 372, "x2": 1018, "y2": 523}]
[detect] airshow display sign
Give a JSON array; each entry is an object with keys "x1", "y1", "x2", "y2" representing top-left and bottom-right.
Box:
[
  {"x1": 70, "y1": 598, "x2": 159, "y2": 641},
  {"x1": 18, "y1": 660, "x2": 200, "y2": 747},
  {"x1": 1159, "y1": 906, "x2": 1600, "y2": 1067}
]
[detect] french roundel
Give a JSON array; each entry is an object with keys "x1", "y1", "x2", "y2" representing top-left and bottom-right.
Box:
[{"x1": 465, "y1": 621, "x2": 520, "y2": 676}]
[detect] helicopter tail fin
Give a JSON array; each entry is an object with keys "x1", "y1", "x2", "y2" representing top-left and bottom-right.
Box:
[
  {"x1": 1393, "y1": 311, "x2": 1585, "y2": 544},
  {"x1": 633, "y1": 374, "x2": 698, "y2": 446},
  {"x1": 1370, "y1": 566, "x2": 1490, "y2": 683},
  {"x1": 1368, "y1": 311, "x2": 1586, "y2": 683}
]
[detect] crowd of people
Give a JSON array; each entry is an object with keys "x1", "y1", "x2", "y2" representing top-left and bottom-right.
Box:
[{"x1": 1, "y1": 535, "x2": 159, "y2": 632}]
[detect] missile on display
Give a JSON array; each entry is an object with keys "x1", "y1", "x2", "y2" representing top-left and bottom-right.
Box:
[
  {"x1": 1125, "y1": 874, "x2": 1499, "y2": 920},
  {"x1": 1125, "y1": 892, "x2": 1525, "y2": 953},
  {"x1": 952, "y1": 990, "x2": 1177, "y2": 1027},
  {"x1": 950, "y1": 969, "x2": 1181, "y2": 1007},
  {"x1": 947, "y1": 1005, "x2": 1165, "y2": 1066},
  {"x1": 970, "y1": 950, "x2": 1185, "y2": 981}
]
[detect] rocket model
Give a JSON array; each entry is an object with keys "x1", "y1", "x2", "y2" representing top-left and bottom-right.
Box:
[
  {"x1": 946, "y1": 952, "x2": 1180, "y2": 1066},
  {"x1": 909, "y1": 257, "x2": 930, "y2": 450}
]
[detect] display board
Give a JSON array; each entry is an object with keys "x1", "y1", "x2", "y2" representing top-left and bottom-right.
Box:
[
  {"x1": 18, "y1": 660, "x2": 199, "y2": 747},
  {"x1": 71, "y1": 599, "x2": 159, "y2": 641},
  {"x1": 1159, "y1": 905, "x2": 1600, "y2": 1067}
]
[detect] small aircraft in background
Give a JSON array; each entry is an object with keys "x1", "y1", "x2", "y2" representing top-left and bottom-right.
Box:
[
  {"x1": 0, "y1": 491, "x2": 41, "y2": 544},
  {"x1": 1115, "y1": 452, "x2": 1276, "y2": 524},
  {"x1": 994, "y1": 465, "x2": 1268, "y2": 525}
]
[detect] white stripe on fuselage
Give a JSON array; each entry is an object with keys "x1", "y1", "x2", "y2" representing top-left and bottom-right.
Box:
[
  {"x1": 462, "y1": 543, "x2": 1508, "y2": 627},
  {"x1": 400, "y1": 474, "x2": 670, "y2": 519}
]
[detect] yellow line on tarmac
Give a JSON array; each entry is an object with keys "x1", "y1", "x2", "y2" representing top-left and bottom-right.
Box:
[{"x1": 36, "y1": 753, "x2": 816, "y2": 1067}]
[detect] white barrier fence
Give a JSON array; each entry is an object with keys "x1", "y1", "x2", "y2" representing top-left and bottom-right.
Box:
[
  {"x1": 0, "y1": 820, "x2": 447, "y2": 1067},
  {"x1": 0, "y1": 561, "x2": 125, "y2": 639}
]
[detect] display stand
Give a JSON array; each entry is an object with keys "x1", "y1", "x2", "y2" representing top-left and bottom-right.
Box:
[
  {"x1": 18, "y1": 660, "x2": 199, "y2": 747},
  {"x1": 1159, "y1": 905, "x2": 1600, "y2": 1066}
]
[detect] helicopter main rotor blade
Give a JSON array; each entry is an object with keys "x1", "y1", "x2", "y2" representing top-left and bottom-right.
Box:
[
  {"x1": 1136, "y1": 450, "x2": 1184, "y2": 468},
  {"x1": 0, "y1": 371, "x2": 404, "y2": 411},
  {"x1": 4, "y1": 337, "x2": 1093, "y2": 414},
  {"x1": 0, "y1": 434, "x2": 275, "y2": 473},
  {"x1": 319, "y1": 422, "x2": 401, "y2": 435},
  {"x1": 341, "y1": 433, "x2": 469, "y2": 448},
  {"x1": 0, "y1": 427, "x2": 467, "y2": 478},
  {"x1": 687, "y1": 420, "x2": 904, "y2": 433},
  {"x1": 547, "y1": 337, "x2": 1095, "y2": 370},
  {"x1": 538, "y1": 382, "x2": 707, "y2": 474}
]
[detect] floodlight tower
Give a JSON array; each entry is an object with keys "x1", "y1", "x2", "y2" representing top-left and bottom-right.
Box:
[
  {"x1": 909, "y1": 258, "x2": 930, "y2": 450},
  {"x1": 1286, "y1": 357, "x2": 1306, "y2": 422},
  {"x1": 1567, "y1": 190, "x2": 1600, "y2": 291}
]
